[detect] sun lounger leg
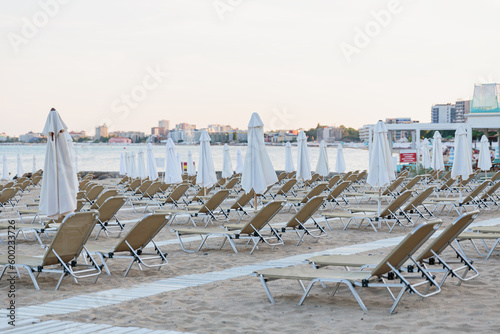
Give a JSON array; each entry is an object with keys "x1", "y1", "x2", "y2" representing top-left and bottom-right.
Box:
[
  {"x1": 259, "y1": 275, "x2": 275, "y2": 304},
  {"x1": 24, "y1": 266, "x2": 40, "y2": 290}
]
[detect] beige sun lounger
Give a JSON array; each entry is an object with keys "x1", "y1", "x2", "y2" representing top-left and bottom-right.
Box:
[
  {"x1": 87, "y1": 213, "x2": 170, "y2": 277},
  {"x1": 0, "y1": 211, "x2": 102, "y2": 290},
  {"x1": 172, "y1": 201, "x2": 284, "y2": 254},
  {"x1": 252, "y1": 221, "x2": 441, "y2": 313}
]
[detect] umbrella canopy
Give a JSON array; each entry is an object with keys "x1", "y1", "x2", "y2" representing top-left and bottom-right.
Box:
[
  {"x1": 16, "y1": 154, "x2": 24, "y2": 177},
  {"x1": 222, "y1": 144, "x2": 233, "y2": 178},
  {"x1": 478, "y1": 135, "x2": 492, "y2": 171},
  {"x1": 315, "y1": 140, "x2": 329, "y2": 177},
  {"x1": 2, "y1": 155, "x2": 9, "y2": 180},
  {"x1": 431, "y1": 131, "x2": 444, "y2": 171},
  {"x1": 451, "y1": 125, "x2": 472, "y2": 180},
  {"x1": 284, "y1": 142, "x2": 294, "y2": 173},
  {"x1": 73, "y1": 145, "x2": 79, "y2": 173},
  {"x1": 186, "y1": 150, "x2": 196, "y2": 176},
  {"x1": 235, "y1": 149, "x2": 244, "y2": 174},
  {"x1": 165, "y1": 138, "x2": 183, "y2": 184},
  {"x1": 296, "y1": 131, "x2": 311, "y2": 181},
  {"x1": 177, "y1": 152, "x2": 182, "y2": 173},
  {"x1": 196, "y1": 130, "x2": 217, "y2": 187},
  {"x1": 335, "y1": 144, "x2": 346, "y2": 173},
  {"x1": 39, "y1": 108, "x2": 78, "y2": 219},
  {"x1": 130, "y1": 152, "x2": 137, "y2": 178},
  {"x1": 241, "y1": 113, "x2": 278, "y2": 194},
  {"x1": 421, "y1": 138, "x2": 431, "y2": 169},
  {"x1": 366, "y1": 120, "x2": 395, "y2": 188},
  {"x1": 119, "y1": 153, "x2": 126, "y2": 175},
  {"x1": 146, "y1": 143, "x2": 158, "y2": 180},
  {"x1": 32, "y1": 155, "x2": 37, "y2": 174},
  {"x1": 137, "y1": 149, "x2": 147, "y2": 179},
  {"x1": 124, "y1": 152, "x2": 131, "y2": 176}
]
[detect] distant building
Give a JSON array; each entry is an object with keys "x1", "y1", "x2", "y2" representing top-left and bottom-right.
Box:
[
  {"x1": 235, "y1": 130, "x2": 248, "y2": 142},
  {"x1": 151, "y1": 127, "x2": 168, "y2": 136},
  {"x1": 359, "y1": 125, "x2": 370, "y2": 143},
  {"x1": 207, "y1": 124, "x2": 232, "y2": 132},
  {"x1": 454, "y1": 100, "x2": 471, "y2": 123},
  {"x1": 19, "y1": 131, "x2": 44, "y2": 142},
  {"x1": 0, "y1": 132, "x2": 7, "y2": 142},
  {"x1": 109, "y1": 137, "x2": 132, "y2": 144},
  {"x1": 385, "y1": 117, "x2": 419, "y2": 141},
  {"x1": 159, "y1": 119, "x2": 170, "y2": 130},
  {"x1": 95, "y1": 124, "x2": 108, "y2": 140},
  {"x1": 175, "y1": 123, "x2": 196, "y2": 131},
  {"x1": 68, "y1": 131, "x2": 87, "y2": 140},
  {"x1": 110, "y1": 131, "x2": 146, "y2": 143},
  {"x1": 169, "y1": 129, "x2": 196, "y2": 143},
  {"x1": 431, "y1": 103, "x2": 455, "y2": 123},
  {"x1": 317, "y1": 126, "x2": 344, "y2": 143}
]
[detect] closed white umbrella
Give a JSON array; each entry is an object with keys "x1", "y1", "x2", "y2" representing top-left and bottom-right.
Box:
[
  {"x1": 241, "y1": 113, "x2": 278, "y2": 207},
  {"x1": 448, "y1": 147, "x2": 455, "y2": 164},
  {"x1": 186, "y1": 150, "x2": 196, "y2": 176},
  {"x1": 73, "y1": 146, "x2": 79, "y2": 173},
  {"x1": 196, "y1": 130, "x2": 217, "y2": 188},
  {"x1": 284, "y1": 142, "x2": 294, "y2": 173},
  {"x1": 137, "y1": 149, "x2": 147, "y2": 179},
  {"x1": 335, "y1": 144, "x2": 346, "y2": 173},
  {"x1": 315, "y1": 140, "x2": 329, "y2": 177},
  {"x1": 39, "y1": 108, "x2": 78, "y2": 219},
  {"x1": 2, "y1": 155, "x2": 9, "y2": 180},
  {"x1": 146, "y1": 143, "x2": 158, "y2": 180},
  {"x1": 235, "y1": 149, "x2": 244, "y2": 174},
  {"x1": 32, "y1": 155, "x2": 37, "y2": 174},
  {"x1": 124, "y1": 152, "x2": 131, "y2": 176},
  {"x1": 177, "y1": 152, "x2": 182, "y2": 174},
  {"x1": 16, "y1": 154, "x2": 24, "y2": 177},
  {"x1": 431, "y1": 131, "x2": 444, "y2": 173},
  {"x1": 367, "y1": 121, "x2": 395, "y2": 215},
  {"x1": 119, "y1": 153, "x2": 126, "y2": 176},
  {"x1": 222, "y1": 144, "x2": 233, "y2": 178},
  {"x1": 296, "y1": 131, "x2": 311, "y2": 181},
  {"x1": 451, "y1": 125, "x2": 472, "y2": 180},
  {"x1": 165, "y1": 138, "x2": 183, "y2": 184},
  {"x1": 130, "y1": 152, "x2": 137, "y2": 178},
  {"x1": 421, "y1": 138, "x2": 431, "y2": 169},
  {"x1": 478, "y1": 135, "x2": 492, "y2": 175}
]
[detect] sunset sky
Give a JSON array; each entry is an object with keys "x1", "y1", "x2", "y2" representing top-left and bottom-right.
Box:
[{"x1": 1, "y1": 0, "x2": 499, "y2": 136}]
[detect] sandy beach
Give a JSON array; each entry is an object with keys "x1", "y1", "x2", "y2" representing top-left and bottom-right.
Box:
[{"x1": 1, "y1": 177, "x2": 500, "y2": 333}]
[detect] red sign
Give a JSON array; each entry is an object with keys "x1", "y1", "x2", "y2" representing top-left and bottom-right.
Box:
[{"x1": 400, "y1": 152, "x2": 417, "y2": 163}]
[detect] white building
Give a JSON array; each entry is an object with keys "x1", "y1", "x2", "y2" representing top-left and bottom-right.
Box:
[{"x1": 431, "y1": 103, "x2": 455, "y2": 123}]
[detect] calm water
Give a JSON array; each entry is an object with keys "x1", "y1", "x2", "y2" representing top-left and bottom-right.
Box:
[{"x1": 0, "y1": 143, "x2": 369, "y2": 176}]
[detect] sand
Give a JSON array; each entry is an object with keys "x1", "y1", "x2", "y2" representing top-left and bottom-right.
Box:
[{"x1": 1, "y1": 177, "x2": 500, "y2": 333}]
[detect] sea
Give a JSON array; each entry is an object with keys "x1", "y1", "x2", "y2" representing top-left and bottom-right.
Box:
[{"x1": 0, "y1": 143, "x2": 369, "y2": 176}]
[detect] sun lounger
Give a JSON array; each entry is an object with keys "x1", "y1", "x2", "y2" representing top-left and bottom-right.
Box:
[
  {"x1": 285, "y1": 182, "x2": 328, "y2": 211},
  {"x1": 0, "y1": 211, "x2": 102, "y2": 290},
  {"x1": 172, "y1": 200, "x2": 284, "y2": 254},
  {"x1": 252, "y1": 220, "x2": 441, "y2": 313},
  {"x1": 309, "y1": 211, "x2": 480, "y2": 288},
  {"x1": 90, "y1": 189, "x2": 119, "y2": 210},
  {"x1": 87, "y1": 213, "x2": 169, "y2": 277},
  {"x1": 93, "y1": 196, "x2": 127, "y2": 239},
  {"x1": 323, "y1": 190, "x2": 413, "y2": 232},
  {"x1": 0, "y1": 188, "x2": 19, "y2": 211},
  {"x1": 428, "y1": 180, "x2": 489, "y2": 214},
  {"x1": 456, "y1": 225, "x2": 500, "y2": 260},
  {"x1": 269, "y1": 179, "x2": 297, "y2": 199},
  {"x1": 278, "y1": 196, "x2": 327, "y2": 245},
  {"x1": 156, "y1": 189, "x2": 230, "y2": 227},
  {"x1": 227, "y1": 189, "x2": 255, "y2": 222}
]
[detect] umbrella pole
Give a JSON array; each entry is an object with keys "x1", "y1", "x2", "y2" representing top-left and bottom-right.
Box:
[
  {"x1": 377, "y1": 188, "x2": 381, "y2": 215},
  {"x1": 254, "y1": 193, "x2": 258, "y2": 209}
]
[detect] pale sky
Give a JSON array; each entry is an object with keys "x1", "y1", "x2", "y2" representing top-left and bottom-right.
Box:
[{"x1": 1, "y1": 0, "x2": 499, "y2": 137}]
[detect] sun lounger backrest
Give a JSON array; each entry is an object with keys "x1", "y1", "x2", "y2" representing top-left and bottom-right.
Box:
[
  {"x1": 239, "y1": 201, "x2": 284, "y2": 235},
  {"x1": 98, "y1": 196, "x2": 126, "y2": 222},
  {"x1": 42, "y1": 211, "x2": 98, "y2": 266},
  {"x1": 301, "y1": 182, "x2": 328, "y2": 203},
  {"x1": 402, "y1": 187, "x2": 435, "y2": 212},
  {"x1": 326, "y1": 181, "x2": 350, "y2": 200},
  {"x1": 0, "y1": 188, "x2": 16, "y2": 204},
  {"x1": 286, "y1": 196, "x2": 324, "y2": 228},
  {"x1": 370, "y1": 220, "x2": 441, "y2": 277},
  {"x1": 277, "y1": 172, "x2": 287, "y2": 182},
  {"x1": 224, "y1": 177, "x2": 239, "y2": 189},
  {"x1": 327, "y1": 175, "x2": 341, "y2": 188},
  {"x1": 279, "y1": 179, "x2": 297, "y2": 195},
  {"x1": 379, "y1": 190, "x2": 413, "y2": 216},
  {"x1": 416, "y1": 211, "x2": 479, "y2": 262},
  {"x1": 199, "y1": 190, "x2": 230, "y2": 213},
  {"x1": 91, "y1": 189, "x2": 119, "y2": 209},
  {"x1": 439, "y1": 178, "x2": 455, "y2": 191},
  {"x1": 231, "y1": 189, "x2": 255, "y2": 210},
  {"x1": 113, "y1": 213, "x2": 169, "y2": 252},
  {"x1": 385, "y1": 176, "x2": 405, "y2": 194},
  {"x1": 402, "y1": 175, "x2": 423, "y2": 192},
  {"x1": 167, "y1": 183, "x2": 190, "y2": 202},
  {"x1": 136, "y1": 180, "x2": 153, "y2": 194},
  {"x1": 482, "y1": 181, "x2": 500, "y2": 199},
  {"x1": 491, "y1": 170, "x2": 500, "y2": 182},
  {"x1": 145, "y1": 181, "x2": 162, "y2": 196},
  {"x1": 86, "y1": 185, "x2": 104, "y2": 201},
  {"x1": 463, "y1": 181, "x2": 489, "y2": 203}
]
